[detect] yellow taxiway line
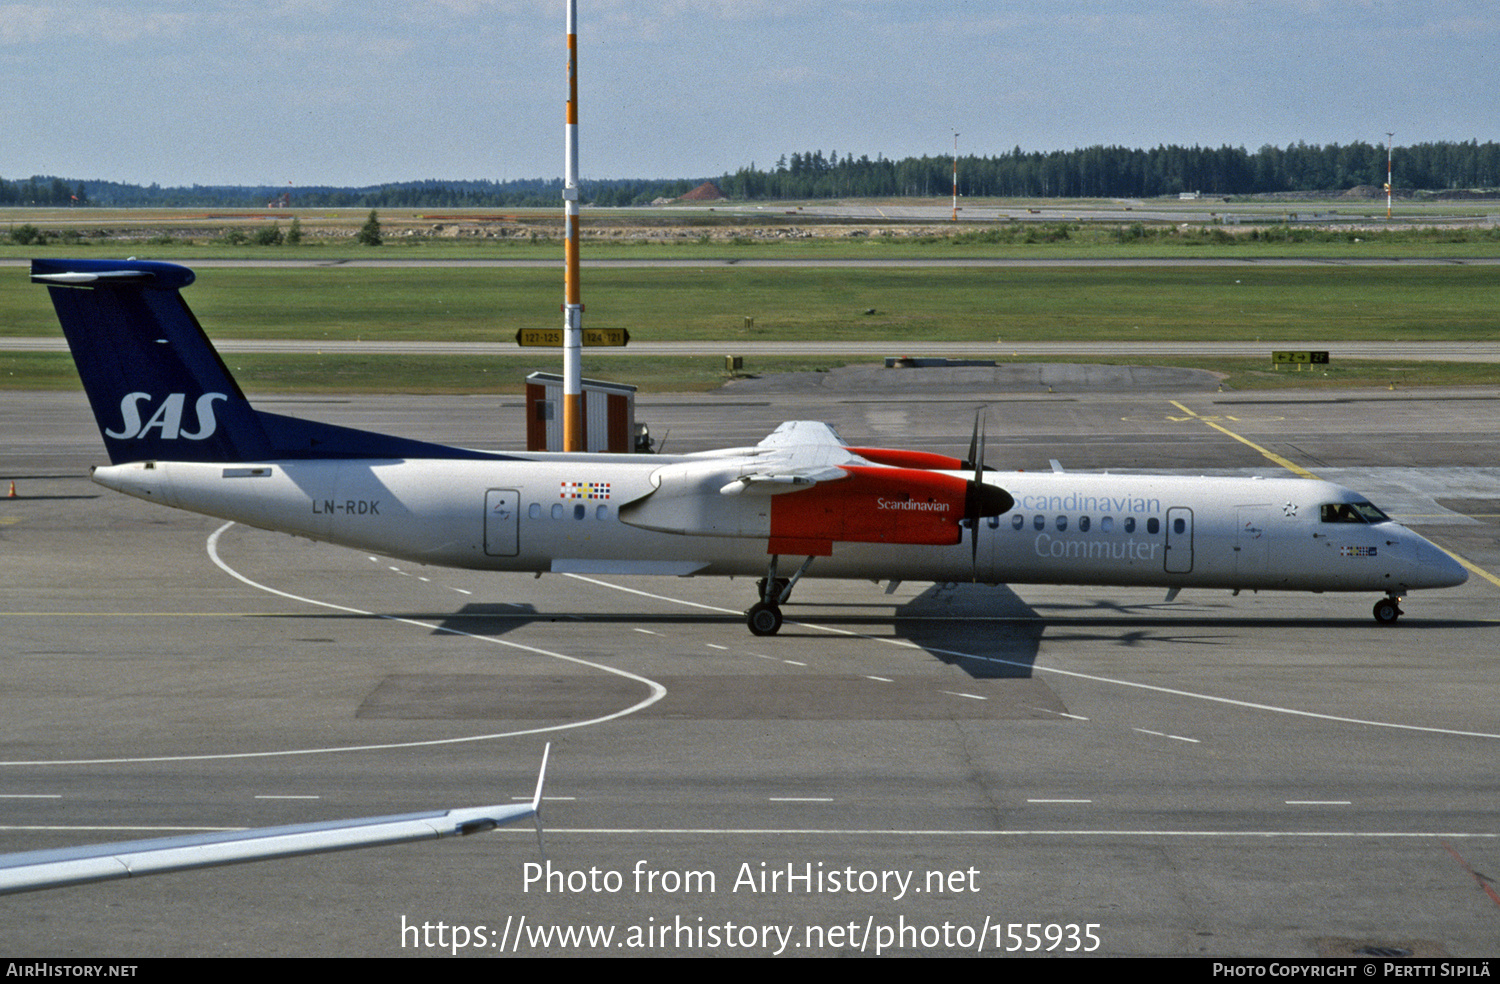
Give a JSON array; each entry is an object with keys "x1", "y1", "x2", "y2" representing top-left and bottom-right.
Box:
[{"x1": 1168, "y1": 400, "x2": 1500, "y2": 590}]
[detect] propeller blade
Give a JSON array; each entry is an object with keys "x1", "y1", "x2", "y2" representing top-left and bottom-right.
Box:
[
  {"x1": 966, "y1": 413, "x2": 980, "y2": 471},
  {"x1": 969, "y1": 413, "x2": 986, "y2": 578}
]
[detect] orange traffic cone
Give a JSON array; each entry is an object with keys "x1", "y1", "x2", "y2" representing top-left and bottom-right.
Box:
[{"x1": 6, "y1": 481, "x2": 14, "y2": 498}]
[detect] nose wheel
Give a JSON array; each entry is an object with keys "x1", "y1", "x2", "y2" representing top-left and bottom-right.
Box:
[{"x1": 1372, "y1": 595, "x2": 1403, "y2": 624}]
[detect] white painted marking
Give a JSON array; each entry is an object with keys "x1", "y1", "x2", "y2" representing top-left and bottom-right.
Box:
[
  {"x1": 568, "y1": 576, "x2": 1500, "y2": 741},
  {"x1": 1027, "y1": 799, "x2": 1093, "y2": 804},
  {"x1": 0, "y1": 524, "x2": 670, "y2": 768},
  {"x1": 450, "y1": 587, "x2": 472, "y2": 595},
  {"x1": 942, "y1": 690, "x2": 987, "y2": 701},
  {"x1": 562, "y1": 574, "x2": 740, "y2": 614},
  {"x1": 782, "y1": 659, "x2": 807, "y2": 666},
  {"x1": 1133, "y1": 728, "x2": 1201, "y2": 744},
  {"x1": 254, "y1": 795, "x2": 320, "y2": 801},
  {"x1": 769, "y1": 798, "x2": 834, "y2": 803},
  {"x1": 0, "y1": 794, "x2": 61, "y2": 799},
  {"x1": 865, "y1": 676, "x2": 893, "y2": 682},
  {"x1": 1030, "y1": 707, "x2": 1091, "y2": 721},
  {"x1": 1286, "y1": 800, "x2": 1352, "y2": 806},
  {"x1": 706, "y1": 644, "x2": 728, "y2": 651},
  {"x1": 632, "y1": 628, "x2": 658, "y2": 635}
]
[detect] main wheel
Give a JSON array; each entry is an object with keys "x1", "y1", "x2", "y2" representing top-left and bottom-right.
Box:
[
  {"x1": 747, "y1": 601, "x2": 783, "y2": 636},
  {"x1": 1372, "y1": 597, "x2": 1402, "y2": 624}
]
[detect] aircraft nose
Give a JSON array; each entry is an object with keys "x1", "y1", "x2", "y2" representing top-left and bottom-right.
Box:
[{"x1": 1412, "y1": 537, "x2": 1468, "y2": 590}]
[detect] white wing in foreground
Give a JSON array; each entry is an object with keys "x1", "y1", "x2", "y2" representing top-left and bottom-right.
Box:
[{"x1": 0, "y1": 745, "x2": 550, "y2": 895}]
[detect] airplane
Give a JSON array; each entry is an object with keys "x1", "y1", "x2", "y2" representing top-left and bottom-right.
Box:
[
  {"x1": 32, "y1": 257, "x2": 1467, "y2": 634},
  {"x1": 0, "y1": 745, "x2": 548, "y2": 895}
]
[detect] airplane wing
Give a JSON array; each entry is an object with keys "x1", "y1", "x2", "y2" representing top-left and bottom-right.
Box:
[
  {"x1": 718, "y1": 420, "x2": 856, "y2": 494},
  {"x1": 0, "y1": 746, "x2": 549, "y2": 896},
  {"x1": 754, "y1": 420, "x2": 849, "y2": 450},
  {"x1": 620, "y1": 422, "x2": 1013, "y2": 553}
]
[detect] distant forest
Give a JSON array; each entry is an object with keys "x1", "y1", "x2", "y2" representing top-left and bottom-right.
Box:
[
  {"x1": 720, "y1": 140, "x2": 1500, "y2": 200},
  {"x1": 4, "y1": 140, "x2": 1498, "y2": 208}
]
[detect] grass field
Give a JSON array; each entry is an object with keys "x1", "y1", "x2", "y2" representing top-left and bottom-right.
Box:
[
  {"x1": 4, "y1": 202, "x2": 1497, "y2": 392},
  {"x1": 6, "y1": 265, "x2": 1499, "y2": 343}
]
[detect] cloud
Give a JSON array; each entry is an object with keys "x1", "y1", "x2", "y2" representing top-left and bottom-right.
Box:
[{"x1": 0, "y1": 3, "x2": 192, "y2": 44}]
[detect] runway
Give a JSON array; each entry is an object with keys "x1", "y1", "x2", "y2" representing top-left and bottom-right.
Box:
[
  {"x1": 1, "y1": 384, "x2": 1498, "y2": 957},
  {"x1": 7, "y1": 337, "x2": 1500, "y2": 364}
]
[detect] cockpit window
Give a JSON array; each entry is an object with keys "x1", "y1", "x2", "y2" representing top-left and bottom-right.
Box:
[{"x1": 1320, "y1": 501, "x2": 1390, "y2": 524}]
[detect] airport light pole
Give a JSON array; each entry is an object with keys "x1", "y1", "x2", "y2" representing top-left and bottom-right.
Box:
[
  {"x1": 1385, "y1": 131, "x2": 1395, "y2": 221},
  {"x1": 562, "y1": 0, "x2": 584, "y2": 452},
  {"x1": 951, "y1": 131, "x2": 960, "y2": 221}
]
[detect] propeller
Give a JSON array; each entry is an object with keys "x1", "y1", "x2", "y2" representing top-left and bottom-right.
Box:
[{"x1": 963, "y1": 409, "x2": 1014, "y2": 581}]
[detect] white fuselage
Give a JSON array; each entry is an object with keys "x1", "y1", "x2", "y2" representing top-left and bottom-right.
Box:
[{"x1": 91, "y1": 454, "x2": 1467, "y2": 597}]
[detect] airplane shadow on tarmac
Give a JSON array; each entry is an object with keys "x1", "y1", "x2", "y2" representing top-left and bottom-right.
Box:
[{"x1": 887, "y1": 582, "x2": 1243, "y2": 679}]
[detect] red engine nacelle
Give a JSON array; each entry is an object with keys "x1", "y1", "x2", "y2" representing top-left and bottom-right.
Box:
[{"x1": 768, "y1": 466, "x2": 974, "y2": 555}]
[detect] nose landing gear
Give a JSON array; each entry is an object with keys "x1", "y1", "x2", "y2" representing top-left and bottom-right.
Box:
[{"x1": 1372, "y1": 594, "x2": 1403, "y2": 625}]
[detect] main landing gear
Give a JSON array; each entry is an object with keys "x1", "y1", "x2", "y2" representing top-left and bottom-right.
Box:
[
  {"x1": 745, "y1": 555, "x2": 816, "y2": 636},
  {"x1": 1372, "y1": 593, "x2": 1404, "y2": 625}
]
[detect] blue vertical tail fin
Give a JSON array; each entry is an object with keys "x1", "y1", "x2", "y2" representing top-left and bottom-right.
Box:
[
  {"x1": 33, "y1": 258, "x2": 507, "y2": 465},
  {"x1": 34, "y1": 259, "x2": 272, "y2": 464}
]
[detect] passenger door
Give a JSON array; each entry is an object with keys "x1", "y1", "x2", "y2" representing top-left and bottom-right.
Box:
[
  {"x1": 484, "y1": 488, "x2": 520, "y2": 556},
  {"x1": 1164, "y1": 506, "x2": 1194, "y2": 574}
]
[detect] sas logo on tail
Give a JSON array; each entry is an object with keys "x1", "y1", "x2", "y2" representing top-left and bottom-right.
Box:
[{"x1": 106, "y1": 392, "x2": 229, "y2": 441}]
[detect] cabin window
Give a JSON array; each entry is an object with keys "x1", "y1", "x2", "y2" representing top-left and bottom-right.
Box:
[
  {"x1": 529, "y1": 503, "x2": 541, "y2": 519},
  {"x1": 596, "y1": 505, "x2": 610, "y2": 520},
  {"x1": 987, "y1": 515, "x2": 1001, "y2": 529},
  {"x1": 1101, "y1": 516, "x2": 1114, "y2": 533},
  {"x1": 1147, "y1": 517, "x2": 1160, "y2": 535},
  {"x1": 1012, "y1": 514, "x2": 1025, "y2": 531},
  {"x1": 1033, "y1": 514, "x2": 1045, "y2": 531},
  {"x1": 551, "y1": 503, "x2": 563, "y2": 520},
  {"x1": 1079, "y1": 515, "x2": 1091, "y2": 532},
  {"x1": 1173, "y1": 517, "x2": 1186, "y2": 535},
  {"x1": 574, "y1": 504, "x2": 586, "y2": 520},
  {"x1": 1124, "y1": 517, "x2": 1136, "y2": 533},
  {"x1": 1056, "y1": 515, "x2": 1068, "y2": 532}
]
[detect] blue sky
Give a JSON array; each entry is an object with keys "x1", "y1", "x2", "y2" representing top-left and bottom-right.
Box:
[{"x1": 4, "y1": 1, "x2": 1496, "y2": 186}]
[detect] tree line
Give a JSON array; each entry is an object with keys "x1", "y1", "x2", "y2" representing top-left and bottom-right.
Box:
[
  {"x1": 0, "y1": 175, "x2": 698, "y2": 209},
  {"x1": 718, "y1": 141, "x2": 1500, "y2": 200},
  {"x1": 3, "y1": 140, "x2": 1497, "y2": 208}
]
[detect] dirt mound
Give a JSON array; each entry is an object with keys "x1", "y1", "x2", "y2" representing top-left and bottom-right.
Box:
[{"x1": 679, "y1": 181, "x2": 726, "y2": 201}]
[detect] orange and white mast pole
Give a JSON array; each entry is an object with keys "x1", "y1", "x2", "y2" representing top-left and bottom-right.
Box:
[{"x1": 562, "y1": 0, "x2": 584, "y2": 451}]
